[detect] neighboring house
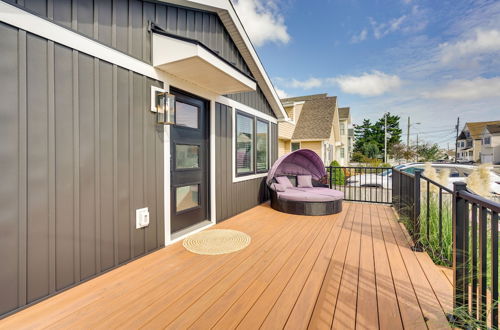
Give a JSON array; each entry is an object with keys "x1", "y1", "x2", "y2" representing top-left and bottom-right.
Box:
[
  {"x1": 481, "y1": 124, "x2": 500, "y2": 164},
  {"x1": 338, "y1": 107, "x2": 352, "y2": 165},
  {"x1": 278, "y1": 94, "x2": 351, "y2": 165},
  {"x1": 457, "y1": 121, "x2": 500, "y2": 162},
  {"x1": 0, "y1": 0, "x2": 288, "y2": 316}
]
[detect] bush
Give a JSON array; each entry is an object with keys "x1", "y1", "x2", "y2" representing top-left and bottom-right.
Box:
[
  {"x1": 329, "y1": 160, "x2": 345, "y2": 185},
  {"x1": 351, "y1": 151, "x2": 365, "y2": 162},
  {"x1": 381, "y1": 162, "x2": 391, "y2": 168}
]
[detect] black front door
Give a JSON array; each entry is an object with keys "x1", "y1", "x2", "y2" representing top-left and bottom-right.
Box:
[{"x1": 170, "y1": 89, "x2": 209, "y2": 234}]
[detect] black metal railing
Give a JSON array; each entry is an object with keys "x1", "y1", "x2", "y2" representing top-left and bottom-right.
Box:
[
  {"x1": 392, "y1": 168, "x2": 416, "y2": 237},
  {"x1": 326, "y1": 166, "x2": 392, "y2": 204},
  {"x1": 453, "y1": 182, "x2": 499, "y2": 328}
]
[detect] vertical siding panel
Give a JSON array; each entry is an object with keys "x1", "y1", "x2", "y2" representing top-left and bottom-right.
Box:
[
  {"x1": 166, "y1": 6, "x2": 177, "y2": 33},
  {"x1": 77, "y1": 0, "x2": 94, "y2": 38},
  {"x1": 24, "y1": 0, "x2": 47, "y2": 17},
  {"x1": 177, "y1": 8, "x2": 187, "y2": 37},
  {"x1": 112, "y1": 65, "x2": 119, "y2": 265},
  {"x1": 97, "y1": 0, "x2": 112, "y2": 46},
  {"x1": 130, "y1": 0, "x2": 142, "y2": 59},
  {"x1": 0, "y1": 23, "x2": 20, "y2": 315},
  {"x1": 26, "y1": 33, "x2": 50, "y2": 303},
  {"x1": 186, "y1": 10, "x2": 195, "y2": 39},
  {"x1": 194, "y1": 11, "x2": 203, "y2": 41},
  {"x1": 47, "y1": 40, "x2": 56, "y2": 294},
  {"x1": 155, "y1": 4, "x2": 166, "y2": 30},
  {"x1": 128, "y1": 71, "x2": 134, "y2": 258},
  {"x1": 116, "y1": 67, "x2": 130, "y2": 264},
  {"x1": 214, "y1": 104, "x2": 221, "y2": 221},
  {"x1": 145, "y1": 79, "x2": 158, "y2": 251},
  {"x1": 94, "y1": 58, "x2": 101, "y2": 273},
  {"x1": 155, "y1": 89, "x2": 164, "y2": 247},
  {"x1": 115, "y1": 0, "x2": 128, "y2": 53},
  {"x1": 78, "y1": 53, "x2": 96, "y2": 280},
  {"x1": 220, "y1": 105, "x2": 227, "y2": 220},
  {"x1": 202, "y1": 13, "x2": 210, "y2": 46},
  {"x1": 209, "y1": 14, "x2": 216, "y2": 51},
  {"x1": 18, "y1": 29, "x2": 28, "y2": 309},
  {"x1": 132, "y1": 73, "x2": 144, "y2": 257},
  {"x1": 53, "y1": 0, "x2": 71, "y2": 28},
  {"x1": 72, "y1": 50, "x2": 80, "y2": 283},
  {"x1": 99, "y1": 61, "x2": 114, "y2": 271}
]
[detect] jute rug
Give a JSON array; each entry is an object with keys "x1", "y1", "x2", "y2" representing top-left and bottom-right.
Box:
[{"x1": 182, "y1": 229, "x2": 251, "y2": 255}]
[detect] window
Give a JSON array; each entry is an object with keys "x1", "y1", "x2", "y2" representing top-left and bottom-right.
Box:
[
  {"x1": 484, "y1": 137, "x2": 491, "y2": 145},
  {"x1": 340, "y1": 123, "x2": 345, "y2": 135},
  {"x1": 235, "y1": 111, "x2": 271, "y2": 177},
  {"x1": 340, "y1": 148, "x2": 345, "y2": 159},
  {"x1": 175, "y1": 101, "x2": 199, "y2": 128},
  {"x1": 176, "y1": 185, "x2": 199, "y2": 213},
  {"x1": 291, "y1": 142, "x2": 300, "y2": 151},
  {"x1": 175, "y1": 144, "x2": 199, "y2": 169},
  {"x1": 256, "y1": 120, "x2": 269, "y2": 172},
  {"x1": 236, "y1": 113, "x2": 254, "y2": 174}
]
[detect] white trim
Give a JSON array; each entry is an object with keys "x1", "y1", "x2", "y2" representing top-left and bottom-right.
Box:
[
  {"x1": 217, "y1": 95, "x2": 277, "y2": 124},
  {"x1": 167, "y1": 222, "x2": 215, "y2": 245},
  {"x1": 233, "y1": 172, "x2": 268, "y2": 183},
  {"x1": 209, "y1": 100, "x2": 217, "y2": 224},
  {"x1": 150, "y1": 86, "x2": 165, "y2": 112},
  {"x1": 163, "y1": 124, "x2": 172, "y2": 244}
]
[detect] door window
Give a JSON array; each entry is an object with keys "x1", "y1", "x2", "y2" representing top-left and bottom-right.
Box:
[
  {"x1": 175, "y1": 101, "x2": 199, "y2": 129},
  {"x1": 176, "y1": 185, "x2": 199, "y2": 213},
  {"x1": 175, "y1": 144, "x2": 199, "y2": 169}
]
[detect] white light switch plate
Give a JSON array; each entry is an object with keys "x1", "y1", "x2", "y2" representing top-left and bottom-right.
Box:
[{"x1": 136, "y1": 207, "x2": 149, "y2": 229}]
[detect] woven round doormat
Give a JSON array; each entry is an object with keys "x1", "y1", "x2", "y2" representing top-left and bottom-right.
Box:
[{"x1": 182, "y1": 229, "x2": 251, "y2": 255}]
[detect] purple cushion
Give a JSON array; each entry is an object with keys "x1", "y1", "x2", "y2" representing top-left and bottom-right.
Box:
[
  {"x1": 276, "y1": 176, "x2": 294, "y2": 189},
  {"x1": 271, "y1": 183, "x2": 286, "y2": 192},
  {"x1": 291, "y1": 187, "x2": 344, "y2": 200},
  {"x1": 277, "y1": 190, "x2": 336, "y2": 202},
  {"x1": 297, "y1": 175, "x2": 313, "y2": 188}
]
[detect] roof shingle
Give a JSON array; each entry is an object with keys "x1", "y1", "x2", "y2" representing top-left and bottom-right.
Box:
[
  {"x1": 465, "y1": 121, "x2": 500, "y2": 139},
  {"x1": 281, "y1": 93, "x2": 328, "y2": 103},
  {"x1": 291, "y1": 96, "x2": 337, "y2": 140}
]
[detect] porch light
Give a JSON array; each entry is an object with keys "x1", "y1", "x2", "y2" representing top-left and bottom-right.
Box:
[{"x1": 151, "y1": 87, "x2": 175, "y2": 125}]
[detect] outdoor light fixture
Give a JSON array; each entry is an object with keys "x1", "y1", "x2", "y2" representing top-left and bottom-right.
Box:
[{"x1": 151, "y1": 87, "x2": 175, "y2": 125}]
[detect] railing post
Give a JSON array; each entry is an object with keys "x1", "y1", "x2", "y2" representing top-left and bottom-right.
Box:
[
  {"x1": 412, "y1": 169, "x2": 423, "y2": 251},
  {"x1": 398, "y1": 170, "x2": 402, "y2": 213},
  {"x1": 329, "y1": 166, "x2": 333, "y2": 189},
  {"x1": 452, "y1": 181, "x2": 468, "y2": 317}
]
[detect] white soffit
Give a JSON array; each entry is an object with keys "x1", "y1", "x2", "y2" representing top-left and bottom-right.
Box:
[{"x1": 152, "y1": 32, "x2": 256, "y2": 95}]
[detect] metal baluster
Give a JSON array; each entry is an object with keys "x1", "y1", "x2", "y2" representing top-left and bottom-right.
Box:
[
  {"x1": 471, "y1": 203, "x2": 478, "y2": 319},
  {"x1": 452, "y1": 182, "x2": 468, "y2": 315},
  {"x1": 478, "y1": 205, "x2": 487, "y2": 323},
  {"x1": 491, "y1": 211, "x2": 498, "y2": 328},
  {"x1": 413, "y1": 170, "x2": 422, "y2": 250},
  {"x1": 439, "y1": 187, "x2": 443, "y2": 252},
  {"x1": 329, "y1": 166, "x2": 333, "y2": 189},
  {"x1": 427, "y1": 180, "x2": 430, "y2": 243}
]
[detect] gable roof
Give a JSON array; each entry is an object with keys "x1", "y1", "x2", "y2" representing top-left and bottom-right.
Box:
[
  {"x1": 338, "y1": 107, "x2": 350, "y2": 120},
  {"x1": 165, "y1": 0, "x2": 288, "y2": 120},
  {"x1": 485, "y1": 124, "x2": 500, "y2": 135},
  {"x1": 281, "y1": 94, "x2": 328, "y2": 103},
  {"x1": 464, "y1": 121, "x2": 500, "y2": 139},
  {"x1": 291, "y1": 96, "x2": 337, "y2": 140}
]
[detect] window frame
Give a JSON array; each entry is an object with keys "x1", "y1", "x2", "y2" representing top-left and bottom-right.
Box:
[
  {"x1": 291, "y1": 142, "x2": 300, "y2": 152},
  {"x1": 256, "y1": 118, "x2": 270, "y2": 173}
]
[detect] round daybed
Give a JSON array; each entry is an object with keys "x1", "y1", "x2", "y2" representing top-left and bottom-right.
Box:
[{"x1": 267, "y1": 149, "x2": 343, "y2": 216}]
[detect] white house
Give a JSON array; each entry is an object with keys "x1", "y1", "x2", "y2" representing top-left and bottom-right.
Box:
[{"x1": 481, "y1": 124, "x2": 500, "y2": 164}]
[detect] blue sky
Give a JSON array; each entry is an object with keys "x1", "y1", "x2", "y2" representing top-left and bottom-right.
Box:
[{"x1": 232, "y1": 0, "x2": 500, "y2": 148}]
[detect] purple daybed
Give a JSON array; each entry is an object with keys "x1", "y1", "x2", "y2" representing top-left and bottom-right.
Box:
[{"x1": 267, "y1": 149, "x2": 343, "y2": 215}]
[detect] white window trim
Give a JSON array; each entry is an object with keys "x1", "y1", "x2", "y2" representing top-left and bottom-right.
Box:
[{"x1": 231, "y1": 108, "x2": 272, "y2": 183}]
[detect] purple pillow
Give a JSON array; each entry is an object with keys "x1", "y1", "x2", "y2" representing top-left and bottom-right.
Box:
[
  {"x1": 297, "y1": 175, "x2": 313, "y2": 188},
  {"x1": 272, "y1": 183, "x2": 286, "y2": 192},
  {"x1": 276, "y1": 176, "x2": 294, "y2": 189}
]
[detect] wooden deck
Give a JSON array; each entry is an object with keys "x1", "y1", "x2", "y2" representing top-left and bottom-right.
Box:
[{"x1": 0, "y1": 202, "x2": 453, "y2": 329}]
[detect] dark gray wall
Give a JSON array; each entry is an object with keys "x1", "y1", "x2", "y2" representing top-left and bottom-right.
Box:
[
  {"x1": 6, "y1": 0, "x2": 276, "y2": 116},
  {"x1": 215, "y1": 103, "x2": 278, "y2": 222},
  {"x1": 0, "y1": 23, "x2": 164, "y2": 316}
]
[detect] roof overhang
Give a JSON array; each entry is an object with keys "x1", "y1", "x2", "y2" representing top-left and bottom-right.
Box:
[
  {"x1": 152, "y1": 31, "x2": 256, "y2": 94},
  {"x1": 156, "y1": 0, "x2": 288, "y2": 120}
]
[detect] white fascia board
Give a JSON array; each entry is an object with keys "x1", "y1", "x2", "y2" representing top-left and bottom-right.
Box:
[{"x1": 152, "y1": 33, "x2": 256, "y2": 92}]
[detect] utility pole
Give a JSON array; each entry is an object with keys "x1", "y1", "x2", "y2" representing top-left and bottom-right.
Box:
[
  {"x1": 416, "y1": 134, "x2": 419, "y2": 162},
  {"x1": 384, "y1": 113, "x2": 388, "y2": 163},
  {"x1": 455, "y1": 117, "x2": 460, "y2": 163}
]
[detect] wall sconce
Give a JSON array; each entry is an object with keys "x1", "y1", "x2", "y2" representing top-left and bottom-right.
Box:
[{"x1": 151, "y1": 86, "x2": 175, "y2": 125}]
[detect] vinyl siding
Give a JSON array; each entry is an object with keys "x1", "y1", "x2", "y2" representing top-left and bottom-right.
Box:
[
  {"x1": 0, "y1": 23, "x2": 164, "y2": 316},
  {"x1": 10, "y1": 0, "x2": 275, "y2": 115},
  {"x1": 215, "y1": 103, "x2": 278, "y2": 222}
]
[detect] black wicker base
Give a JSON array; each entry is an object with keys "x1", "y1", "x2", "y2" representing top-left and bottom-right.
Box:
[{"x1": 269, "y1": 189, "x2": 343, "y2": 216}]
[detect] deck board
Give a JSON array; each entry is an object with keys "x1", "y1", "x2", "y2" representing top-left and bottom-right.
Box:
[{"x1": 0, "y1": 203, "x2": 452, "y2": 329}]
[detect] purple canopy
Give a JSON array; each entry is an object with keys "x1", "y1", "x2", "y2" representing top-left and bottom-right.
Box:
[{"x1": 267, "y1": 149, "x2": 327, "y2": 185}]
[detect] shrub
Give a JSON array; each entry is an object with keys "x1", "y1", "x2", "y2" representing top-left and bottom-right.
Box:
[
  {"x1": 351, "y1": 151, "x2": 365, "y2": 162},
  {"x1": 381, "y1": 162, "x2": 391, "y2": 168},
  {"x1": 329, "y1": 160, "x2": 345, "y2": 185}
]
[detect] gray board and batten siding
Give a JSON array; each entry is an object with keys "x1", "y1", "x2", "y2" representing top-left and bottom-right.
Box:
[
  {"x1": 215, "y1": 103, "x2": 278, "y2": 222},
  {"x1": 0, "y1": 23, "x2": 164, "y2": 316},
  {"x1": 4, "y1": 0, "x2": 276, "y2": 116}
]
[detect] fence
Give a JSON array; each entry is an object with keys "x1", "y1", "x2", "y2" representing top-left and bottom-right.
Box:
[
  {"x1": 326, "y1": 166, "x2": 392, "y2": 204},
  {"x1": 391, "y1": 167, "x2": 499, "y2": 328}
]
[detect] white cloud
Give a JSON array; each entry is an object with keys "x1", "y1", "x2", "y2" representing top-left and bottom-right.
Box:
[
  {"x1": 440, "y1": 29, "x2": 500, "y2": 63},
  {"x1": 332, "y1": 71, "x2": 402, "y2": 96},
  {"x1": 232, "y1": 0, "x2": 290, "y2": 47},
  {"x1": 289, "y1": 78, "x2": 323, "y2": 90},
  {"x1": 370, "y1": 16, "x2": 407, "y2": 39},
  {"x1": 351, "y1": 29, "x2": 368, "y2": 44},
  {"x1": 274, "y1": 87, "x2": 289, "y2": 98},
  {"x1": 423, "y1": 77, "x2": 500, "y2": 100}
]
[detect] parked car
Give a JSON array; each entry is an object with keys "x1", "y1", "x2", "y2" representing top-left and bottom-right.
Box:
[{"x1": 345, "y1": 163, "x2": 500, "y2": 195}]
